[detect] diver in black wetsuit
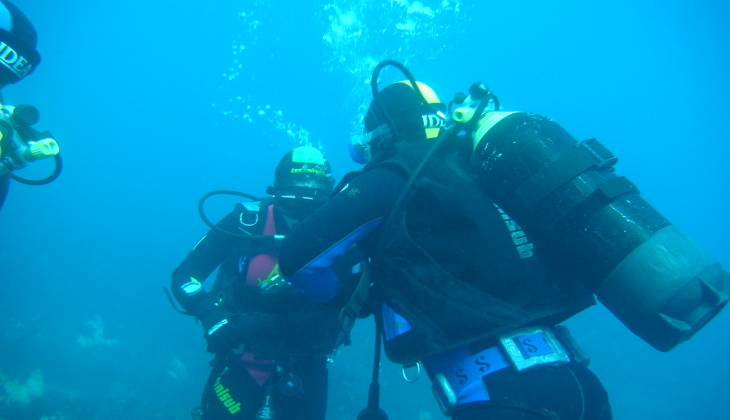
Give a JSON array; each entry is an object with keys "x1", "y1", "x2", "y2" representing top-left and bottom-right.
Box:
[
  {"x1": 278, "y1": 79, "x2": 614, "y2": 419},
  {"x1": 280, "y1": 60, "x2": 728, "y2": 419},
  {"x1": 171, "y1": 146, "x2": 360, "y2": 420},
  {"x1": 0, "y1": 0, "x2": 61, "y2": 212}
]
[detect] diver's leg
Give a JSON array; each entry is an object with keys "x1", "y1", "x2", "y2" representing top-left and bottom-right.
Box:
[{"x1": 201, "y1": 362, "x2": 264, "y2": 419}]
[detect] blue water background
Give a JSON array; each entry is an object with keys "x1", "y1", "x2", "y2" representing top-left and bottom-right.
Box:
[{"x1": 0, "y1": 0, "x2": 728, "y2": 419}]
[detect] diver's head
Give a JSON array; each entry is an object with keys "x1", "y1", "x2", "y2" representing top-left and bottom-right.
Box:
[
  {"x1": 350, "y1": 81, "x2": 445, "y2": 164},
  {"x1": 270, "y1": 145, "x2": 335, "y2": 222},
  {"x1": 0, "y1": 0, "x2": 41, "y2": 88}
]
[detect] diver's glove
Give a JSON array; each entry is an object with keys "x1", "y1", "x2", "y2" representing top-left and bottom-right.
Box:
[{"x1": 194, "y1": 299, "x2": 245, "y2": 354}]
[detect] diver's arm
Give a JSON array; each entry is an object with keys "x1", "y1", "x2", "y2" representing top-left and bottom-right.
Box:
[
  {"x1": 170, "y1": 210, "x2": 242, "y2": 312},
  {"x1": 279, "y1": 167, "x2": 406, "y2": 302}
]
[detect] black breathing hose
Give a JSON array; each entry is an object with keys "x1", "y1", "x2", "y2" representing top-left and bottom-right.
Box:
[{"x1": 9, "y1": 153, "x2": 63, "y2": 185}]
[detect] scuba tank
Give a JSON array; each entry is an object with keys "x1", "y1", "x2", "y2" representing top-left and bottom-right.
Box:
[
  {"x1": 0, "y1": 103, "x2": 61, "y2": 184},
  {"x1": 455, "y1": 98, "x2": 729, "y2": 352}
]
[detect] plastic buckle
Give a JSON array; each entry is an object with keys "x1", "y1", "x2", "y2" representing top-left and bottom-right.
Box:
[
  {"x1": 431, "y1": 373, "x2": 457, "y2": 417},
  {"x1": 498, "y1": 326, "x2": 570, "y2": 372},
  {"x1": 579, "y1": 138, "x2": 618, "y2": 170},
  {"x1": 553, "y1": 325, "x2": 590, "y2": 366}
]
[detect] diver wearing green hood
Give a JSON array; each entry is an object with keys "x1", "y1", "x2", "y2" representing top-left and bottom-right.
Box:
[{"x1": 171, "y1": 146, "x2": 360, "y2": 420}]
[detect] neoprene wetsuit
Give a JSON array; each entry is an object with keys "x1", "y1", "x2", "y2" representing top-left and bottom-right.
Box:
[
  {"x1": 279, "y1": 143, "x2": 612, "y2": 419},
  {"x1": 172, "y1": 199, "x2": 359, "y2": 420}
]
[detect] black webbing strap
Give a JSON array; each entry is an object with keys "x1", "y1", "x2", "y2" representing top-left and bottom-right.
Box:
[
  {"x1": 331, "y1": 260, "x2": 373, "y2": 359},
  {"x1": 513, "y1": 138, "x2": 618, "y2": 209}
]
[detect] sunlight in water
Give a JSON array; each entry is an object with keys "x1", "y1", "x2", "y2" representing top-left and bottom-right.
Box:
[{"x1": 218, "y1": 0, "x2": 470, "y2": 149}]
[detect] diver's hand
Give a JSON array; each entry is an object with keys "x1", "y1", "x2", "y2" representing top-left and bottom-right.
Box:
[
  {"x1": 194, "y1": 298, "x2": 246, "y2": 354},
  {"x1": 197, "y1": 307, "x2": 245, "y2": 354}
]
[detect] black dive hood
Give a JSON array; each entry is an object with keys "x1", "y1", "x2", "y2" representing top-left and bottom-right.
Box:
[
  {"x1": 369, "y1": 60, "x2": 420, "y2": 148},
  {"x1": 465, "y1": 108, "x2": 729, "y2": 352},
  {"x1": 367, "y1": 60, "x2": 449, "y2": 161}
]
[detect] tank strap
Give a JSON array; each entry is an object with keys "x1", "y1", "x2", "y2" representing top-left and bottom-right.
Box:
[
  {"x1": 329, "y1": 260, "x2": 372, "y2": 363},
  {"x1": 597, "y1": 176, "x2": 640, "y2": 200},
  {"x1": 554, "y1": 175, "x2": 640, "y2": 228},
  {"x1": 513, "y1": 138, "x2": 618, "y2": 209}
]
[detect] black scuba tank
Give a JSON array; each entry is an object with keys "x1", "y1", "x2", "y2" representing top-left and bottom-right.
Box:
[{"x1": 470, "y1": 111, "x2": 729, "y2": 352}]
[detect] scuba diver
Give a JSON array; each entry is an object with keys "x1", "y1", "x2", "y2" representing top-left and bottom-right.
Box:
[
  {"x1": 0, "y1": 0, "x2": 61, "y2": 212},
  {"x1": 171, "y1": 146, "x2": 360, "y2": 420},
  {"x1": 278, "y1": 60, "x2": 728, "y2": 419}
]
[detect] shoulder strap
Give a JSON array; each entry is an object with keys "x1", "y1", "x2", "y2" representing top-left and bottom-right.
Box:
[
  {"x1": 233, "y1": 198, "x2": 280, "y2": 253},
  {"x1": 375, "y1": 127, "x2": 459, "y2": 254},
  {"x1": 211, "y1": 200, "x2": 275, "y2": 298}
]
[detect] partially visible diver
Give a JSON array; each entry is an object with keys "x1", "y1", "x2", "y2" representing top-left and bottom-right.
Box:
[
  {"x1": 171, "y1": 146, "x2": 361, "y2": 420},
  {"x1": 0, "y1": 0, "x2": 61, "y2": 213},
  {"x1": 279, "y1": 61, "x2": 729, "y2": 419}
]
